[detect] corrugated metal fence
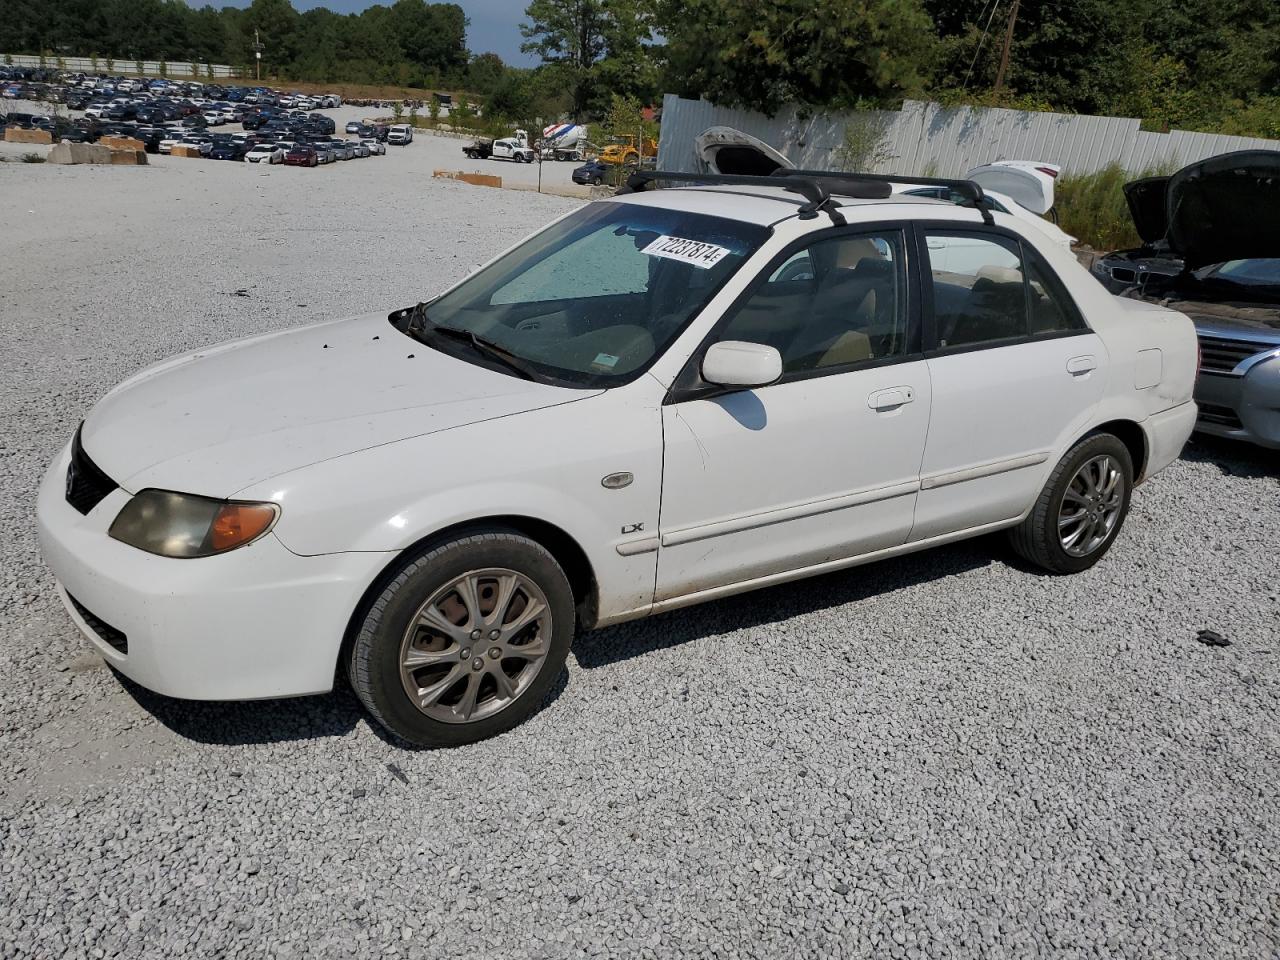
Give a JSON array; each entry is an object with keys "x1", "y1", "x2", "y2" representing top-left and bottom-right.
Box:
[
  {"x1": 3, "y1": 54, "x2": 240, "y2": 79},
  {"x1": 658, "y1": 94, "x2": 1280, "y2": 176}
]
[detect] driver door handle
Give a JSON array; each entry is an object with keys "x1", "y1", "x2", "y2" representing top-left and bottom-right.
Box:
[{"x1": 868, "y1": 386, "x2": 915, "y2": 411}]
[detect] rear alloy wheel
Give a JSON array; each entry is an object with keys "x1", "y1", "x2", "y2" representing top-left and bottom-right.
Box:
[
  {"x1": 348, "y1": 529, "x2": 574, "y2": 747},
  {"x1": 1008, "y1": 432, "x2": 1134, "y2": 573}
]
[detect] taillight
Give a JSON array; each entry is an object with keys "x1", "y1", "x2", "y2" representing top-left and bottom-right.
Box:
[{"x1": 1036, "y1": 166, "x2": 1059, "y2": 178}]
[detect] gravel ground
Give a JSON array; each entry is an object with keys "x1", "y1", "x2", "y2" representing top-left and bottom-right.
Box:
[{"x1": 1, "y1": 154, "x2": 1278, "y2": 960}]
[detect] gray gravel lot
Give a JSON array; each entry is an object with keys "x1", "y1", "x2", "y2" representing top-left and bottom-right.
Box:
[{"x1": 1, "y1": 152, "x2": 1278, "y2": 960}]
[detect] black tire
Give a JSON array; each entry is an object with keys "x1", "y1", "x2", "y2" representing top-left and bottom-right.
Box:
[
  {"x1": 348, "y1": 528, "x2": 575, "y2": 747},
  {"x1": 1008, "y1": 432, "x2": 1134, "y2": 574}
]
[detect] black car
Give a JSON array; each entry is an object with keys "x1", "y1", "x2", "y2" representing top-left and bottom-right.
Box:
[
  {"x1": 572, "y1": 158, "x2": 612, "y2": 185},
  {"x1": 209, "y1": 140, "x2": 248, "y2": 161}
]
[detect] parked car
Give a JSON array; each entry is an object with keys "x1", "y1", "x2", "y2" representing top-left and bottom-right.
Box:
[
  {"x1": 208, "y1": 140, "x2": 248, "y2": 161},
  {"x1": 345, "y1": 120, "x2": 363, "y2": 134},
  {"x1": 37, "y1": 170, "x2": 1198, "y2": 748},
  {"x1": 284, "y1": 144, "x2": 319, "y2": 167},
  {"x1": 350, "y1": 141, "x2": 370, "y2": 158},
  {"x1": 387, "y1": 123, "x2": 414, "y2": 145},
  {"x1": 360, "y1": 138, "x2": 386, "y2": 156},
  {"x1": 572, "y1": 158, "x2": 612, "y2": 185},
  {"x1": 1090, "y1": 150, "x2": 1280, "y2": 449},
  {"x1": 244, "y1": 142, "x2": 285, "y2": 164},
  {"x1": 313, "y1": 142, "x2": 335, "y2": 164}
]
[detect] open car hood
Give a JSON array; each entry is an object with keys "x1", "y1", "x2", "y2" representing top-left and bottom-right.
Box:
[
  {"x1": 964, "y1": 163, "x2": 1054, "y2": 215},
  {"x1": 1166, "y1": 150, "x2": 1280, "y2": 270},
  {"x1": 1122, "y1": 176, "x2": 1170, "y2": 246},
  {"x1": 695, "y1": 126, "x2": 794, "y2": 175}
]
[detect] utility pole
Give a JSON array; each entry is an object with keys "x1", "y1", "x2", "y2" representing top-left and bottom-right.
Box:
[
  {"x1": 993, "y1": 0, "x2": 1019, "y2": 95},
  {"x1": 252, "y1": 29, "x2": 264, "y2": 82}
]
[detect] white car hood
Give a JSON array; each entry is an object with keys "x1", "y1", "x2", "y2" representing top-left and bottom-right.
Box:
[{"x1": 83, "y1": 312, "x2": 591, "y2": 497}]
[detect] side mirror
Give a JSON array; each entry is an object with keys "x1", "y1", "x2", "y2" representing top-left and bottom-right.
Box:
[{"x1": 702, "y1": 341, "x2": 783, "y2": 389}]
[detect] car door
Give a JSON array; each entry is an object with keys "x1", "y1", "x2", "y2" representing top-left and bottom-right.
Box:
[
  {"x1": 911, "y1": 226, "x2": 1106, "y2": 541},
  {"x1": 656, "y1": 228, "x2": 932, "y2": 601}
]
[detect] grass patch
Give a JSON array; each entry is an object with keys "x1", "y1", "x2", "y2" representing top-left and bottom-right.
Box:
[
  {"x1": 20, "y1": 152, "x2": 46, "y2": 163},
  {"x1": 1055, "y1": 161, "x2": 1176, "y2": 251}
]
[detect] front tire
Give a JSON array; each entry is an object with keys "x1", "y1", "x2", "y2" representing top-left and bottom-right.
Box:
[
  {"x1": 348, "y1": 529, "x2": 575, "y2": 747},
  {"x1": 1008, "y1": 432, "x2": 1134, "y2": 574}
]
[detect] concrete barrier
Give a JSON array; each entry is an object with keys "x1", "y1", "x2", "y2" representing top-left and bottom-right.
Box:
[
  {"x1": 5, "y1": 127, "x2": 53, "y2": 145},
  {"x1": 432, "y1": 169, "x2": 502, "y2": 188},
  {"x1": 109, "y1": 149, "x2": 148, "y2": 165},
  {"x1": 99, "y1": 135, "x2": 145, "y2": 152},
  {"x1": 47, "y1": 141, "x2": 115, "y2": 164},
  {"x1": 170, "y1": 145, "x2": 204, "y2": 159}
]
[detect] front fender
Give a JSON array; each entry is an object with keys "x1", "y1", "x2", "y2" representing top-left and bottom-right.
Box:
[{"x1": 247, "y1": 389, "x2": 664, "y2": 624}]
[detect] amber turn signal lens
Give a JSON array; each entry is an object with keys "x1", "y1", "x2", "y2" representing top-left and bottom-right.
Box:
[{"x1": 209, "y1": 503, "x2": 278, "y2": 552}]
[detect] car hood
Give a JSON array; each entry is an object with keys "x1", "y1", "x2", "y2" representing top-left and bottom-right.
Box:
[
  {"x1": 1122, "y1": 176, "x2": 1170, "y2": 246},
  {"x1": 82, "y1": 312, "x2": 593, "y2": 498},
  {"x1": 1166, "y1": 150, "x2": 1280, "y2": 270}
]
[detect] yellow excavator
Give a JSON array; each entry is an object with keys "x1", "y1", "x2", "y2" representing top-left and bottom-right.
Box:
[{"x1": 599, "y1": 134, "x2": 657, "y2": 166}]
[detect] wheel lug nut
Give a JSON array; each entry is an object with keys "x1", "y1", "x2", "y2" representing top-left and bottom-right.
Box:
[
  {"x1": 488, "y1": 647, "x2": 501, "y2": 659},
  {"x1": 489, "y1": 630, "x2": 500, "y2": 640},
  {"x1": 460, "y1": 647, "x2": 471, "y2": 659},
  {"x1": 471, "y1": 629, "x2": 482, "y2": 640},
  {"x1": 471, "y1": 658, "x2": 485, "y2": 671}
]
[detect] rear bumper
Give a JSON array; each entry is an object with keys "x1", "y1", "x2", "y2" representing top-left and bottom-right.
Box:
[
  {"x1": 37, "y1": 440, "x2": 390, "y2": 701},
  {"x1": 1142, "y1": 401, "x2": 1198, "y2": 479},
  {"x1": 1194, "y1": 355, "x2": 1280, "y2": 449}
]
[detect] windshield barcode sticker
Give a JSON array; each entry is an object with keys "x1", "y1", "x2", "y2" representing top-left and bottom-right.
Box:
[{"x1": 641, "y1": 235, "x2": 731, "y2": 269}]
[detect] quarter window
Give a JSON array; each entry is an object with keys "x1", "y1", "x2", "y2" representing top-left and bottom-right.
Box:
[{"x1": 717, "y1": 231, "x2": 910, "y2": 375}]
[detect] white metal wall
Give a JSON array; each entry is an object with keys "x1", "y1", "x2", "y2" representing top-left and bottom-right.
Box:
[
  {"x1": 3, "y1": 54, "x2": 240, "y2": 79},
  {"x1": 658, "y1": 94, "x2": 1280, "y2": 177}
]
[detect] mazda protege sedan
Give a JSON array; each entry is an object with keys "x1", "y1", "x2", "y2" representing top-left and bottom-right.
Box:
[{"x1": 38, "y1": 171, "x2": 1199, "y2": 747}]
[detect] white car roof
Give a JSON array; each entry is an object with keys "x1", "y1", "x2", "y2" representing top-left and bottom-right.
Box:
[{"x1": 608, "y1": 183, "x2": 976, "y2": 228}]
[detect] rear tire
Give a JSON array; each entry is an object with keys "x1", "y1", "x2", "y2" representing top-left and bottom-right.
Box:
[
  {"x1": 1008, "y1": 432, "x2": 1134, "y2": 574},
  {"x1": 348, "y1": 529, "x2": 575, "y2": 748}
]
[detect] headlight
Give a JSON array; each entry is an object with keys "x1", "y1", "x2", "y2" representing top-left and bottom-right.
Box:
[{"x1": 108, "y1": 490, "x2": 279, "y2": 559}]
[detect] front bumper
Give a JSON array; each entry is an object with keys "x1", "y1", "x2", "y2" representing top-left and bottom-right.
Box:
[
  {"x1": 37, "y1": 441, "x2": 391, "y2": 701},
  {"x1": 1194, "y1": 354, "x2": 1280, "y2": 449}
]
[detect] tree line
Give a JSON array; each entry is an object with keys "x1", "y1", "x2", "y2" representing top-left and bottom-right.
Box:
[{"x1": 3, "y1": 0, "x2": 1278, "y2": 138}]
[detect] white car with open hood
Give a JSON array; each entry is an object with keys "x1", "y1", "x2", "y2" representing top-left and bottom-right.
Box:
[{"x1": 38, "y1": 170, "x2": 1199, "y2": 747}]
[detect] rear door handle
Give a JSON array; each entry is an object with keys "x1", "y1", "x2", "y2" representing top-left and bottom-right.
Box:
[
  {"x1": 868, "y1": 386, "x2": 915, "y2": 411},
  {"x1": 1067, "y1": 355, "x2": 1097, "y2": 376}
]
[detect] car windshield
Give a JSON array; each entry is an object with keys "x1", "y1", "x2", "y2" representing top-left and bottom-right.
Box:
[
  {"x1": 1197, "y1": 259, "x2": 1280, "y2": 288},
  {"x1": 397, "y1": 201, "x2": 768, "y2": 387}
]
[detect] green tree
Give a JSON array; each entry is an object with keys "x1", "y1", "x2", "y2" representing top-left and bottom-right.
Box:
[
  {"x1": 520, "y1": 0, "x2": 607, "y2": 118},
  {"x1": 657, "y1": 0, "x2": 937, "y2": 115}
]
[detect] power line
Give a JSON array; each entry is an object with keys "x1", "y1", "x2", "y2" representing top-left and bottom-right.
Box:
[{"x1": 962, "y1": 0, "x2": 1002, "y2": 91}]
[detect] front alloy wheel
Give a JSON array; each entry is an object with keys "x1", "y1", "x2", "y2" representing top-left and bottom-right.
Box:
[
  {"x1": 398, "y1": 568, "x2": 552, "y2": 724},
  {"x1": 349, "y1": 528, "x2": 574, "y2": 747}
]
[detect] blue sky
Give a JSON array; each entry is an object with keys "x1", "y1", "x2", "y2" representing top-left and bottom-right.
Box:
[{"x1": 195, "y1": 0, "x2": 537, "y2": 65}]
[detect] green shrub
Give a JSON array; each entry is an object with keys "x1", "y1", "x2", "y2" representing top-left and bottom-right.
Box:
[
  {"x1": 21, "y1": 152, "x2": 46, "y2": 163},
  {"x1": 1054, "y1": 161, "x2": 1176, "y2": 251}
]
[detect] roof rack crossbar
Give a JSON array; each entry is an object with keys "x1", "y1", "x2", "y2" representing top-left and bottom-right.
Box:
[
  {"x1": 618, "y1": 170, "x2": 847, "y2": 225},
  {"x1": 775, "y1": 168, "x2": 995, "y2": 225}
]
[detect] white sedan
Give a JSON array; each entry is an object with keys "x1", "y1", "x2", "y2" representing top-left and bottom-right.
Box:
[
  {"x1": 37, "y1": 171, "x2": 1198, "y2": 747},
  {"x1": 360, "y1": 139, "x2": 386, "y2": 156},
  {"x1": 244, "y1": 143, "x2": 285, "y2": 164}
]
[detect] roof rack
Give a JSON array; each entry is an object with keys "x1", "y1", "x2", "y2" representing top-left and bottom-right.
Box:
[
  {"x1": 620, "y1": 170, "x2": 891, "y2": 225},
  {"x1": 774, "y1": 169, "x2": 995, "y2": 225}
]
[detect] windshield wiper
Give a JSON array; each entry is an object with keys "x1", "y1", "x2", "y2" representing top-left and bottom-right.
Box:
[{"x1": 404, "y1": 302, "x2": 539, "y2": 381}]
